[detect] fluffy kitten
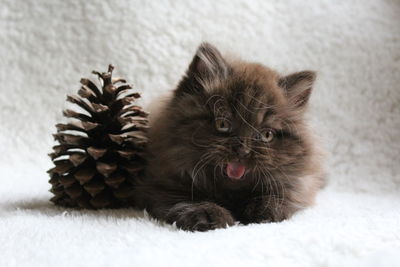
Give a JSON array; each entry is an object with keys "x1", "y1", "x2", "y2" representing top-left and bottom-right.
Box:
[{"x1": 134, "y1": 43, "x2": 325, "y2": 231}]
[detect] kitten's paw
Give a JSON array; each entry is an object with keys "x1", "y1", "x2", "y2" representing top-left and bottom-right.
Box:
[
  {"x1": 166, "y1": 202, "x2": 235, "y2": 232},
  {"x1": 241, "y1": 199, "x2": 286, "y2": 224}
]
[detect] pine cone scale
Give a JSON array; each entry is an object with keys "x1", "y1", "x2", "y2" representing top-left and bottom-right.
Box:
[{"x1": 87, "y1": 147, "x2": 107, "y2": 159}]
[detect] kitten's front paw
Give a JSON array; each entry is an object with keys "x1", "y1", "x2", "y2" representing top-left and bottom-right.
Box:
[
  {"x1": 241, "y1": 199, "x2": 286, "y2": 224},
  {"x1": 166, "y1": 202, "x2": 235, "y2": 232}
]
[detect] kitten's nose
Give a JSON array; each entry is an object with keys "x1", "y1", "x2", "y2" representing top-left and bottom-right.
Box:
[
  {"x1": 238, "y1": 146, "x2": 251, "y2": 157},
  {"x1": 236, "y1": 138, "x2": 251, "y2": 157}
]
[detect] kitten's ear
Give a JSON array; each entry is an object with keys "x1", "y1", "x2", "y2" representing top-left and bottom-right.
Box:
[
  {"x1": 279, "y1": 71, "x2": 316, "y2": 109},
  {"x1": 187, "y1": 42, "x2": 230, "y2": 83},
  {"x1": 175, "y1": 43, "x2": 230, "y2": 96}
]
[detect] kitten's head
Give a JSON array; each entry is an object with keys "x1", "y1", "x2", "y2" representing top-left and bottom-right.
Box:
[{"x1": 159, "y1": 43, "x2": 317, "y2": 186}]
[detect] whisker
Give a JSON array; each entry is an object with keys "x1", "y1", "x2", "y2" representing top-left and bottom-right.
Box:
[
  {"x1": 232, "y1": 105, "x2": 263, "y2": 137},
  {"x1": 241, "y1": 91, "x2": 279, "y2": 110},
  {"x1": 190, "y1": 153, "x2": 213, "y2": 200},
  {"x1": 237, "y1": 101, "x2": 257, "y2": 114},
  {"x1": 263, "y1": 168, "x2": 280, "y2": 208},
  {"x1": 257, "y1": 165, "x2": 274, "y2": 210},
  {"x1": 273, "y1": 166, "x2": 289, "y2": 207},
  {"x1": 204, "y1": 94, "x2": 223, "y2": 106}
]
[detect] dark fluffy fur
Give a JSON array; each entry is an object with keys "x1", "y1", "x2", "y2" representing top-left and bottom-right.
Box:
[{"x1": 134, "y1": 43, "x2": 325, "y2": 231}]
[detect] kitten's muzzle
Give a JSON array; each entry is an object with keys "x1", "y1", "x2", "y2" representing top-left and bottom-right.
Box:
[
  {"x1": 235, "y1": 138, "x2": 251, "y2": 158},
  {"x1": 237, "y1": 146, "x2": 251, "y2": 157}
]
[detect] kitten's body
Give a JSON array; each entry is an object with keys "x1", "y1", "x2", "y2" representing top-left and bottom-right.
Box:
[{"x1": 134, "y1": 43, "x2": 325, "y2": 231}]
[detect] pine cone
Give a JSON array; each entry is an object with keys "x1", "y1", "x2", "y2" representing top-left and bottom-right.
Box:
[{"x1": 48, "y1": 65, "x2": 148, "y2": 209}]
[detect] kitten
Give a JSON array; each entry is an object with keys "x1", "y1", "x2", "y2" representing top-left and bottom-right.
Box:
[{"x1": 134, "y1": 43, "x2": 325, "y2": 231}]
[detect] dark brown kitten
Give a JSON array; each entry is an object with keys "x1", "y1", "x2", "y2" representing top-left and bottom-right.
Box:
[{"x1": 134, "y1": 43, "x2": 325, "y2": 231}]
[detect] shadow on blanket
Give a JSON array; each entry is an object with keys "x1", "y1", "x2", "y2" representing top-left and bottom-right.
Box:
[{"x1": 2, "y1": 198, "x2": 147, "y2": 220}]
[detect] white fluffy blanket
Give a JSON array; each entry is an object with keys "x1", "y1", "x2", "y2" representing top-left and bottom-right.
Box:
[{"x1": 1, "y1": 1, "x2": 400, "y2": 266}]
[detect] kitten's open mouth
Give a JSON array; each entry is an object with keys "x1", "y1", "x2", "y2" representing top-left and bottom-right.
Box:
[{"x1": 226, "y1": 161, "x2": 246, "y2": 180}]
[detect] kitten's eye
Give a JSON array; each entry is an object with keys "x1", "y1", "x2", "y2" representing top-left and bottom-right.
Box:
[
  {"x1": 215, "y1": 119, "x2": 231, "y2": 133},
  {"x1": 261, "y1": 129, "x2": 275, "y2": 142}
]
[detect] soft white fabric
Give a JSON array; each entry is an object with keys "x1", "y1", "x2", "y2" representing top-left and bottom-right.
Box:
[{"x1": 0, "y1": 1, "x2": 399, "y2": 266}]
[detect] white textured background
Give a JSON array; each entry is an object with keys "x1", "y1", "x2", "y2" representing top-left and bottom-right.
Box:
[{"x1": 1, "y1": 1, "x2": 399, "y2": 267}]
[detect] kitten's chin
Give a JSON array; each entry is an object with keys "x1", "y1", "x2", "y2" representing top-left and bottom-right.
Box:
[{"x1": 226, "y1": 161, "x2": 246, "y2": 180}]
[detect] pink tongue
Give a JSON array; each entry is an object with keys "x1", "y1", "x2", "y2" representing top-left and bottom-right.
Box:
[{"x1": 226, "y1": 162, "x2": 246, "y2": 180}]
